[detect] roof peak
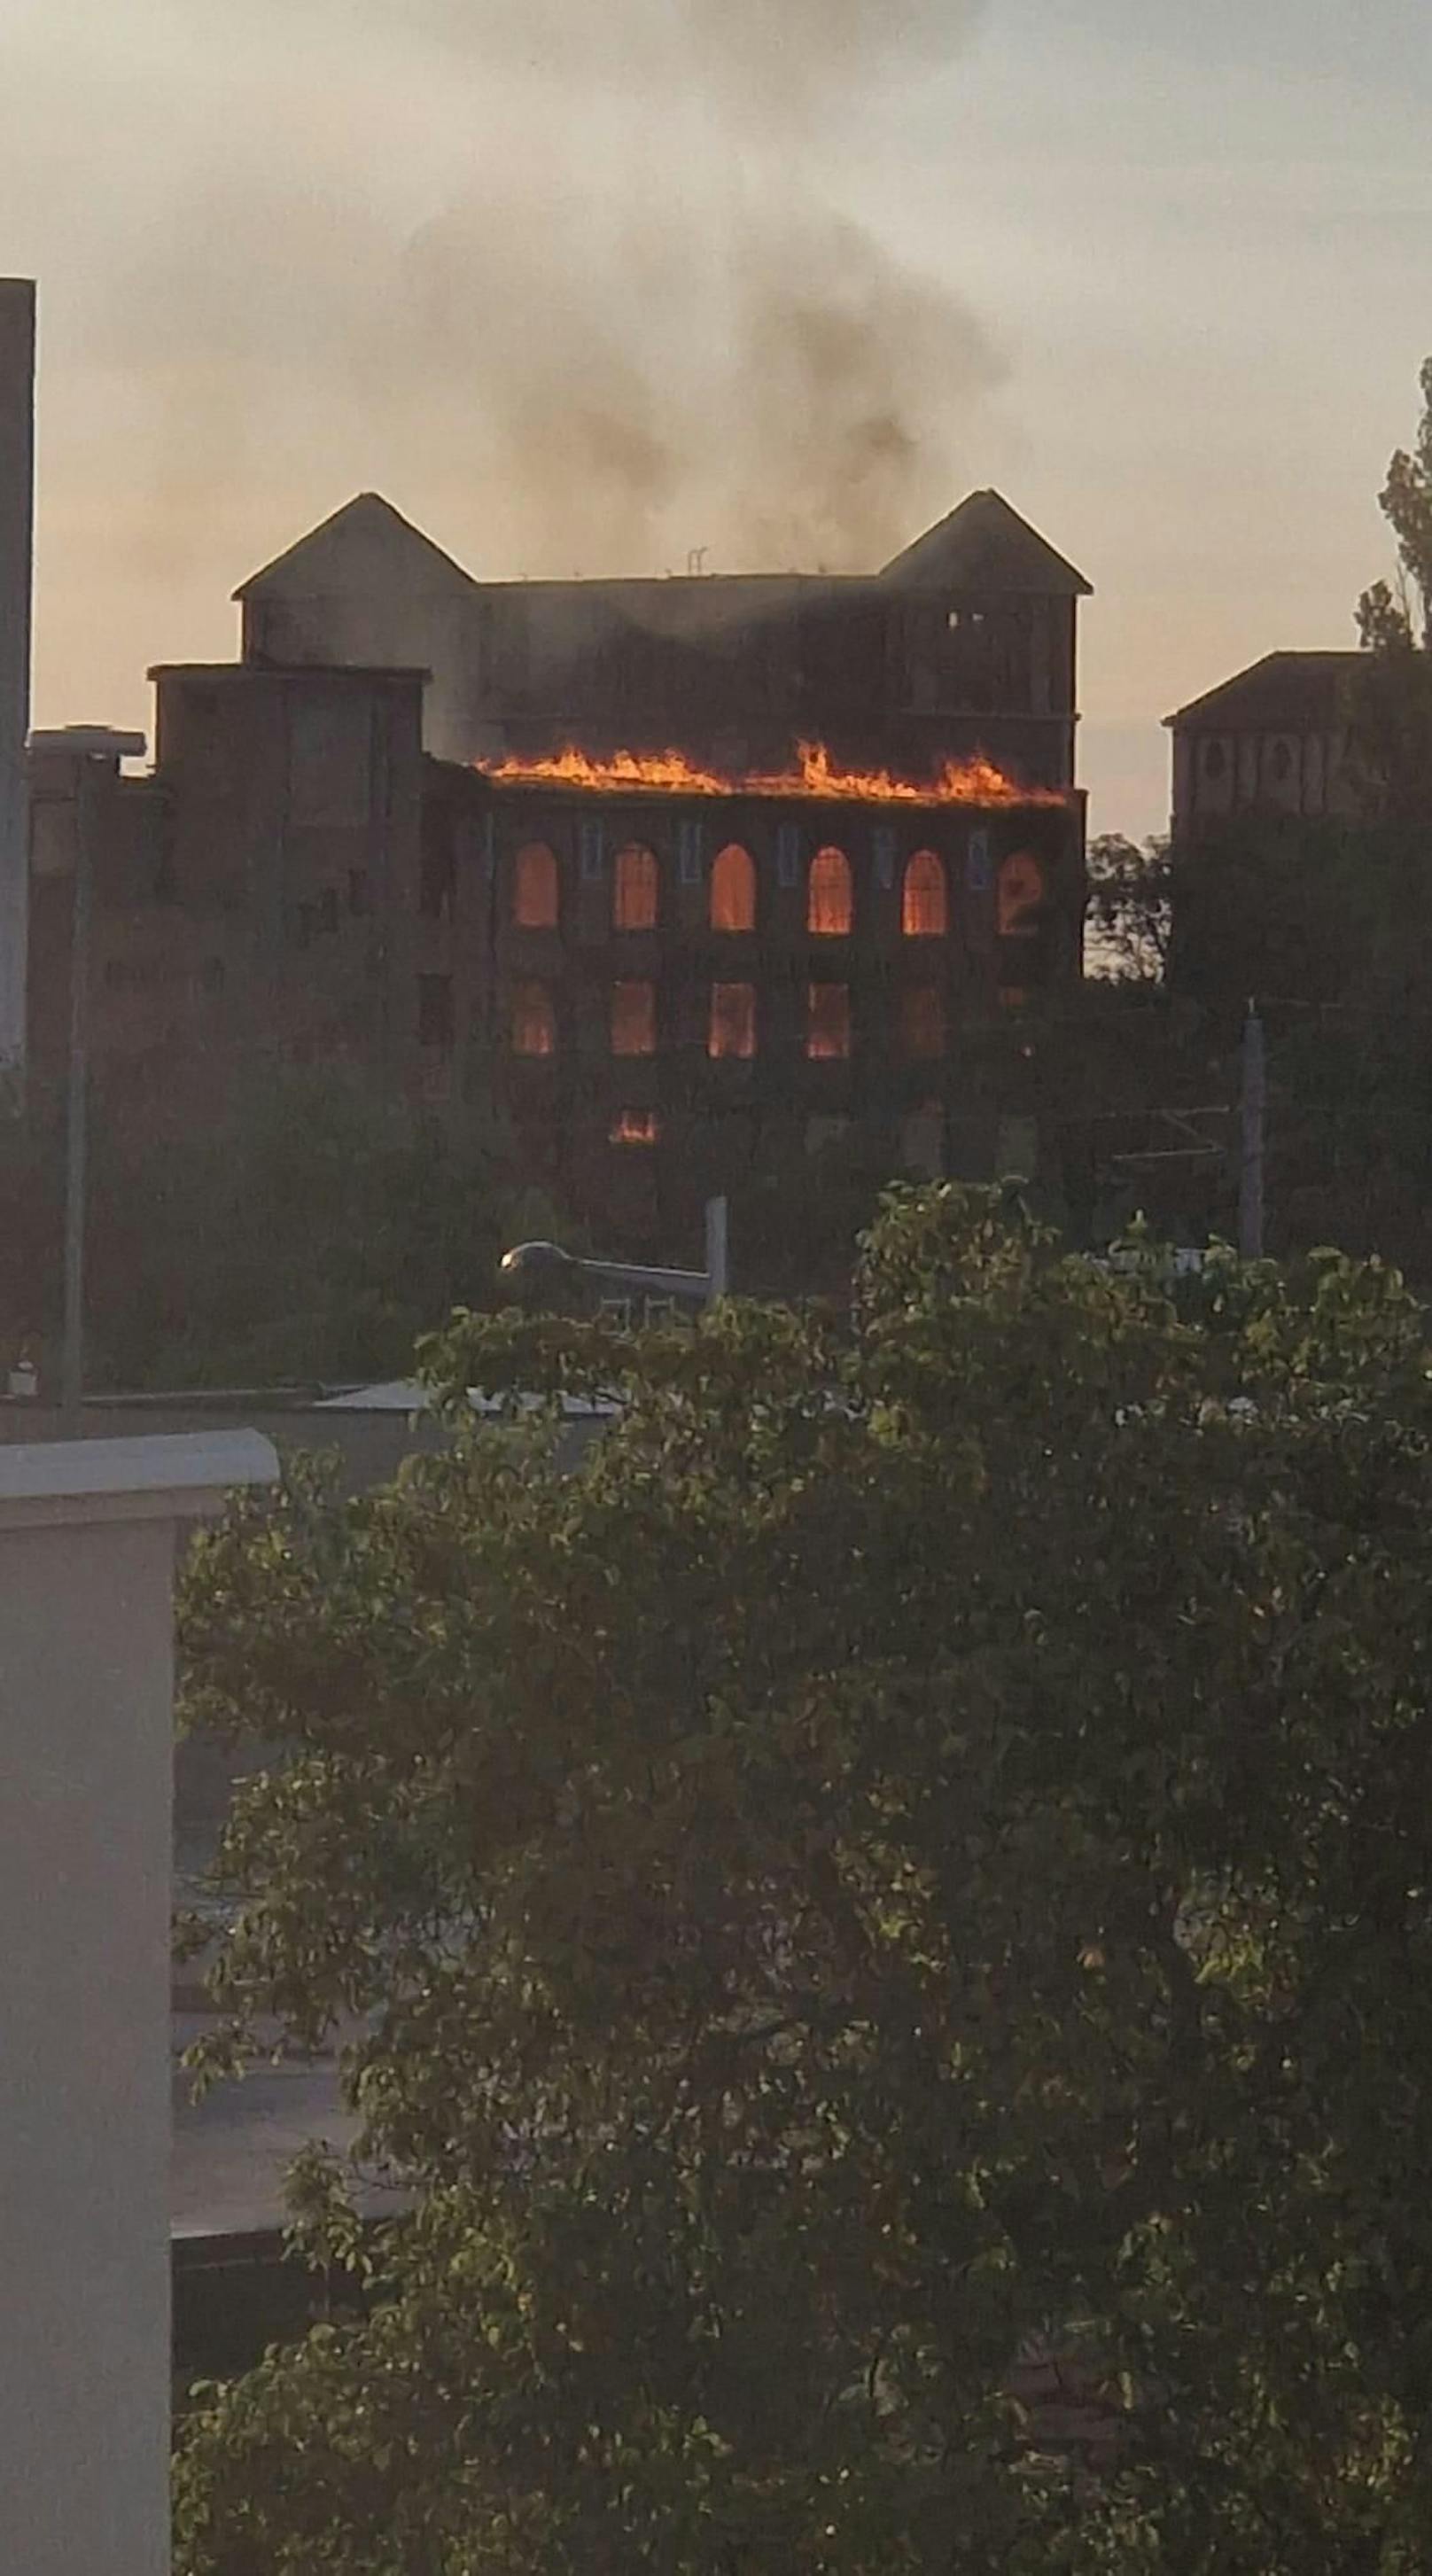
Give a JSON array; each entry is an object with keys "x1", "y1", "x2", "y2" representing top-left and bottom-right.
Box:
[
  {"x1": 881, "y1": 489, "x2": 1093, "y2": 595},
  {"x1": 235, "y1": 492, "x2": 476, "y2": 601}
]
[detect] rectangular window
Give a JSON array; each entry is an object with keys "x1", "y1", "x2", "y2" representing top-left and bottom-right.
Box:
[
  {"x1": 874, "y1": 826, "x2": 898, "y2": 891},
  {"x1": 417, "y1": 973, "x2": 455, "y2": 1053},
  {"x1": 708, "y1": 982, "x2": 757, "y2": 1061},
  {"x1": 420, "y1": 808, "x2": 456, "y2": 919},
  {"x1": 610, "y1": 1109, "x2": 660, "y2": 1146},
  {"x1": 318, "y1": 886, "x2": 339, "y2": 936},
  {"x1": 776, "y1": 822, "x2": 801, "y2": 889},
  {"x1": 611, "y1": 979, "x2": 657, "y2": 1056},
  {"x1": 900, "y1": 984, "x2": 946, "y2": 1060},
  {"x1": 511, "y1": 981, "x2": 556, "y2": 1056},
  {"x1": 806, "y1": 983, "x2": 852, "y2": 1061},
  {"x1": 678, "y1": 817, "x2": 704, "y2": 886},
  {"x1": 580, "y1": 818, "x2": 606, "y2": 882},
  {"x1": 347, "y1": 868, "x2": 371, "y2": 917},
  {"x1": 965, "y1": 828, "x2": 992, "y2": 894}
]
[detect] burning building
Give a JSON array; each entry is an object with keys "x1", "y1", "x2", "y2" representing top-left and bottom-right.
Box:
[
  {"x1": 24, "y1": 488, "x2": 1090, "y2": 1265},
  {"x1": 237, "y1": 484, "x2": 1090, "y2": 794}
]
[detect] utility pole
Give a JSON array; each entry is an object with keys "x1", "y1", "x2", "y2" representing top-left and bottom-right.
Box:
[
  {"x1": 59, "y1": 759, "x2": 95, "y2": 1431},
  {"x1": 1239, "y1": 1002, "x2": 1266, "y2": 1261}
]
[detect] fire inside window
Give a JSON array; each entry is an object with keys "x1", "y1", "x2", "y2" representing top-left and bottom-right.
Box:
[
  {"x1": 900, "y1": 984, "x2": 946, "y2": 1060},
  {"x1": 806, "y1": 983, "x2": 852, "y2": 1060},
  {"x1": 611, "y1": 980, "x2": 658, "y2": 1056},
  {"x1": 613, "y1": 843, "x2": 659, "y2": 931},
  {"x1": 511, "y1": 980, "x2": 556, "y2": 1055},
  {"x1": 709, "y1": 982, "x2": 757, "y2": 1061},
  {"x1": 807, "y1": 846, "x2": 853, "y2": 937},
  {"x1": 710, "y1": 843, "x2": 757, "y2": 933},
  {"x1": 611, "y1": 1108, "x2": 659, "y2": 1147},
  {"x1": 901, "y1": 850, "x2": 947, "y2": 938},
  {"x1": 513, "y1": 841, "x2": 560, "y2": 930},
  {"x1": 997, "y1": 851, "x2": 1045, "y2": 938}
]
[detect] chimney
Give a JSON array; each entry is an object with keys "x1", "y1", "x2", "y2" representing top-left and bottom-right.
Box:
[{"x1": 0, "y1": 280, "x2": 35, "y2": 1078}]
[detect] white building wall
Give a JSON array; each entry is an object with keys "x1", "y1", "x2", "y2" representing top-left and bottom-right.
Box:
[{"x1": 0, "y1": 1432, "x2": 276, "y2": 2576}]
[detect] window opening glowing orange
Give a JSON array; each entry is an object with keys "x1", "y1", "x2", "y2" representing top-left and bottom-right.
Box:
[
  {"x1": 610, "y1": 1109, "x2": 659, "y2": 1145},
  {"x1": 806, "y1": 983, "x2": 852, "y2": 1060},
  {"x1": 613, "y1": 842, "x2": 659, "y2": 930},
  {"x1": 511, "y1": 980, "x2": 556, "y2": 1056},
  {"x1": 807, "y1": 845, "x2": 852, "y2": 936},
  {"x1": 611, "y1": 980, "x2": 657, "y2": 1056},
  {"x1": 710, "y1": 842, "x2": 757, "y2": 932},
  {"x1": 709, "y1": 982, "x2": 757, "y2": 1060},
  {"x1": 513, "y1": 841, "x2": 559, "y2": 930},
  {"x1": 902, "y1": 849, "x2": 947, "y2": 937}
]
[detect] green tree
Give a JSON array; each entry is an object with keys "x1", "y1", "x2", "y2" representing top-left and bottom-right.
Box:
[
  {"x1": 1085, "y1": 833, "x2": 1171, "y2": 986},
  {"x1": 175, "y1": 1187, "x2": 1432, "y2": 2572},
  {"x1": 0, "y1": 1068, "x2": 572, "y2": 1392},
  {"x1": 1355, "y1": 354, "x2": 1432, "y2": 821}
]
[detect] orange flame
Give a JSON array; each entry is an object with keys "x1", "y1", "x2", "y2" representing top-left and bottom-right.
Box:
[{"x1": 479, "y1": 739, "x2": 1065, "y2": 808}]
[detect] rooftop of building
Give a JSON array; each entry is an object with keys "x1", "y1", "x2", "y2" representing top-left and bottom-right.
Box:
[
  {"x1": 1164, "y1": 650, "x2": 1366, "y2": 730},
  {"x1": 236, "y1": 486, "x2": 1093, "y2": 607},
  {"x1": 148, "y1": 658, "x2": 432, "y2": 683}
]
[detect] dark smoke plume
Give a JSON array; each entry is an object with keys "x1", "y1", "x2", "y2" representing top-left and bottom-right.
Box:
[{"x1": 85, "y1": 0, "x2": 1003, "y2": 581}]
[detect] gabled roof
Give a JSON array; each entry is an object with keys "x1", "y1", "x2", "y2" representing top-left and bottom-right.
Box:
[
  {"x1": 1164, "y1": 650, "x2": 1365, "y2": 731},
  {"x1": 880, "y1": 489, "x2": 1093, "y2": 596},
  {"x1": 234, "y1": 493, "x2": 476, "y2": 602}
]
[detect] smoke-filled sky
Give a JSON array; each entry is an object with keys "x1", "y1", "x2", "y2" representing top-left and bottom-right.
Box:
[{"x1": 3, "y1": 0, "x2": 1430, "y2": 835}]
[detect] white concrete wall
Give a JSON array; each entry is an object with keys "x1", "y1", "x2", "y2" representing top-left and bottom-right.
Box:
[{"x1": 0, "y1": 1431, "x2": 276, "y2": 2576}]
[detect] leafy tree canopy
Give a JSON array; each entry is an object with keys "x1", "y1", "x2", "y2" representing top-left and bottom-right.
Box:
[
  {"x1": 1, "y1": 1068, "x2": 570, "y2": 1391},
  {"x1": 176, "y1": 1187, "x2": 1432, "y2": 2573}
]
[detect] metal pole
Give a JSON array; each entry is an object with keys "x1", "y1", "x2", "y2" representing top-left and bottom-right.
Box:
[
  {"x1": 703, "y1": 1195, "x2": 729, "y2": 1304},
  {"x1": 1239, "y1": 1002, "x2": 1265, "y2": 1262},
  {"x1": 60, "y1": 761, "x2": 93, "y2": 1430}
]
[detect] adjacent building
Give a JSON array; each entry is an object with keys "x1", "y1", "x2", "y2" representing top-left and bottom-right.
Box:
[{"x1": 1164, "y1": 650, "x2": 1370, "y2": 839}]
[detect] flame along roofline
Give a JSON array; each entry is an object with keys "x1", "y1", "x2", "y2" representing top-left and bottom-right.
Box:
[{"x1": 472, "y1": 741, "x2": 1072, "y2": 811}]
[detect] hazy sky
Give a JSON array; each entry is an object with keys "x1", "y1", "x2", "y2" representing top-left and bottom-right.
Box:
[{"x1": 3, "y1": 0, "x2": 1429, "y2": 837}]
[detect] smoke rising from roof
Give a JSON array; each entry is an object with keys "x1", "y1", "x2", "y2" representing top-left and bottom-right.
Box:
[{"x1": 18, "y1": 0, "x2": 1001, "y2": 594}]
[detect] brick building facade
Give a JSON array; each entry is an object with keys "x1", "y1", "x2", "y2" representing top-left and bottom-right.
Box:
[{"x1": 27, "y1": 490, "x2": 1090, "y2": 1262}]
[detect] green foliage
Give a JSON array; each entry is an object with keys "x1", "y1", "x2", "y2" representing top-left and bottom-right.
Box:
[
  {"x1": 1355, "y1": 355, "x2": 1432, "y2": 821},
  {"x1": 175, "y1": 1187, "x2": 1432, "y2": 2571},
  {"x1": 1085, "y1": 836, "x2": 1171, "y2": 986},
  {"x1": 1358, "y1": 354, "x2": 1432, "y2": 653},
  {"x1": 0, "y1": 1070, "x2": 571, "y2": 1390}
]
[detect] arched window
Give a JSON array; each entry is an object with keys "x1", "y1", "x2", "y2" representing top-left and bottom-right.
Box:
[
  {"x1": 512, "y1": 841, "x2": 559, "y2": 930},
  {"x1": 613, "y1": 842, "x2": 659, "y2": 931},
  {"x1": 899, "y1": 984, "x2": 946, "y2": 1059},
  {"x1": 510, "y1": 980, "x2": 556, "y2": 1056},
  {"x1": 710, "y1": 843, "x2": 757, "y2": 933},
  {"x1": 709, "y1": 983, "x2": 757, "y2": 1060},
  {"x1": 807, "y1": 845, "x2": 853, "y2": 936},
  {"x1": 806, "y1": 983, "x2": 852, "y2": 1060},
  {"x1": 997, "y1": 851, "x2": 1045, "y2": 939},
  {"x1": 902, "y1": 850, "x2": 947, "y2": 938},
  {"x1": 611, "y1": 980, "x2": 657, "y2": 1056}
]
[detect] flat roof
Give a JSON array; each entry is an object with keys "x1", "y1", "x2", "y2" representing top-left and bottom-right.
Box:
[
  {"x1": 0, "y1": 1430, "x2": 277, "y2": 1529},
  {"x1": 147, "y1": 660, "x2": 432, "y2": 683}
]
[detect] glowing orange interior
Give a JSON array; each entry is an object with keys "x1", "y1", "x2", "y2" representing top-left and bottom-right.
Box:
[
  {"x1": 513, "y1": 841, "x2": 559, "y2": 929},
  {"x1": 710, "y1": 843, "x2": 757, "y2": 932},
  {"x1": 807, "y1": 846, "x2": 852, "y2": 936}
]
